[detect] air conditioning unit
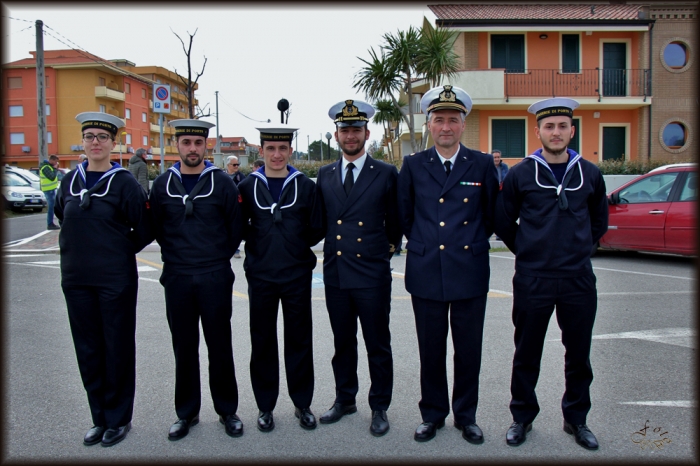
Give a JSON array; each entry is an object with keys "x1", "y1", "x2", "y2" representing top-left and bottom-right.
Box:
[
  {"x1": 127, "y1": 147, "x2": 135, "y2": 153},
  {"x1": 147, "y1": 148, "x2": 153, "y2": 154},
  {"x1": 71, "y1": 145, "x2": 84, "y2": 151},
  {"x1": 21, "y1": 146, "x2": 31, "y2": 153}
]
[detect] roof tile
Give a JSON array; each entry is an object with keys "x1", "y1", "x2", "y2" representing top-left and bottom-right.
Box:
[{"x1": 429, "y1": 4, "x2": 642, "y2": 21}]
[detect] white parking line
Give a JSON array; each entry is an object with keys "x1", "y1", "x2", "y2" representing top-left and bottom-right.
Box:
[
  {"x1": 2, "y1": 230, "x2": 51, "y2": 247},
  {"x1": 620, "y1": 401, "x2": 696, "y2": 408},
  {"x1": 592, "y1": 266, "x2": 692, "y2": 281}
]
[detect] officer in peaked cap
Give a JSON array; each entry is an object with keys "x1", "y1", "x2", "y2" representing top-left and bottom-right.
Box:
[
  {"x1": 315, "y1": 98, "x2": 402, "y2": 437},
  {"x1": 149, "y1": 117, "x2": 245, "y2": 441},
  {"x1": 237, "y1": 122, "x2": 323, "y2": 432},
  {"x1": 419, "y1": 84, "x2": 473, "y2": 115},
  {"x1": 327, "y1": 99, "x2": 375, "y2": 127},
  {"x1": 495, "y1": 97, "x2": 607, "y2": 450},
  {"x1": 396, "y1": 85, "x2": 499, "y2": 444},
  {"x1": 56, "y1": 111, "x2": 152, "y2": 447}
]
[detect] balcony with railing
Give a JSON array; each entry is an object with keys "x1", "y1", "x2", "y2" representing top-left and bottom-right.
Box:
[
  {"x1": 95, "y1": 86, "x2": 125, "y2": 101},
  {"x1": 505, "y1": 69, "x2": 651, "y2": 101}
]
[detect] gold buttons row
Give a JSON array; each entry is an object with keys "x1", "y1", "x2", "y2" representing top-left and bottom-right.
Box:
[
  {"x1": 336, "y1": 236, "x2": 363, "y2": 242},
  {"x1": 336, "y1": 220, "x2": 364, "y2": 226},
  {"x1": 336, "y1": 251, "x2": 362, "y2": 258}
]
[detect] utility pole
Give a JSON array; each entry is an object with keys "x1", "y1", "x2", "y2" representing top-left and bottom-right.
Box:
[
  {"x1": 215, "y1": 91, "x2": 220, "y2": 154},
  {"x1": 307, "y1": 135, "x2": 310, "y2": 160},
  {"x1": 35, "y1": 20, "x2": 48, "y2": 166}
]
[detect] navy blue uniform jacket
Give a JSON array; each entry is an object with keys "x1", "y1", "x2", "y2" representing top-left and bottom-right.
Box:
[
  {"x1": 494, "y1": 151, "x2": 608, "y2": 278},
  {"x1": 149, "y1": 162, "x2": 243, "y2": 275},
  {"x1": 316, "y1": 157, "x2": 402, "y2": 289},
  {"x1": 398, "y1": 145, "x2": 500, "y2": 302},
  {"x1": 238, "y1": 166, "x2": 323, "y2": 283}
]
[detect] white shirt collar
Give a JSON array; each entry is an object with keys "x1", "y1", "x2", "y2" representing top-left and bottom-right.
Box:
[
  {"x1": 342, "y1": 152, "x2": 367, "y2": 181},
  {"x1": 435, "y1": 145, "x2": 461, "y2": 167}
]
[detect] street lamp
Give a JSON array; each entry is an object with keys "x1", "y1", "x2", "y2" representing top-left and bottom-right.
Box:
[
  {"x1": 119, "y1": 131, "x2": 127, "y2": 166},
  {"x1": 325, "y1": 132, "x2": 332, "y2": 161}
]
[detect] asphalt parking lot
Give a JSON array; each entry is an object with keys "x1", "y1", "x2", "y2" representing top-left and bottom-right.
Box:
[{"x1": 3, "y1": 230, "x2": 696, "y2": 463}]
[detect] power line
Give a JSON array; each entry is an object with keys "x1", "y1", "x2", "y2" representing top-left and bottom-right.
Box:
[
  {"x1": 1, "y1": 15, "x2": 34, "y2": 23},
  {"x1": 217, "y1": 93, "x2": 270, "y2": 123},
  {"x1": 3, "y1": 24, "x2": 33, "y2": 38}
]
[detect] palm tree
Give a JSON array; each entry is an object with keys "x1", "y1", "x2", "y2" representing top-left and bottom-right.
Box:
[
  {"x1": 416, "y1": 27, "x2": 461, "y2": 88},
  {"x1": 354, "y1": 28, "x2": 422, "y2": 153},
  {"x1": 354, "y1": 25, "x2": 463, "y2": 155},
  {"x1": 373, "y1": 98, "x2": 406, "y2": 161}
]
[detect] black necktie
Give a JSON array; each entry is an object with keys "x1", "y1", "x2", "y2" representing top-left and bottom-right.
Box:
[
  {"x1": 344, "y1": 163, "x2": 355, "y2": 195},
  {"x1": 444, "y1": 160, "x2": 452, "y2": 177}
]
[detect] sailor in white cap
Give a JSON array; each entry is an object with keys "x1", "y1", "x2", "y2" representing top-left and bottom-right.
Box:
[
  {"x1": 315, "y1": 99, "x2": 402, "y2": 437},
  {"x1": 55, "y1": 111, "x2": 152, "y2": 447},
  {"x1": 495, "y1": 98, "x2": 608, "y2": 450},
  {"x1": 149, "y1": 119, "x2": 245, "y2": 441},
  {"x1": 237, "y1": 123, "x2": 323, "y2": 432},
  {"x1": 397, "y1": 85, "x2": 499, "y2": 444}
]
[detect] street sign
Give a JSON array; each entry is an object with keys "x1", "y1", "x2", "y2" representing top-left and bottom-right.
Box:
[{"x1": 153, "y1": 84, "x2": 171, "y2": 114}]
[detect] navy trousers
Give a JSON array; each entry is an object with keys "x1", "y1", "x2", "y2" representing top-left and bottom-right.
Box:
[
  {"x1": 161, "y1": 267, "x2": 239, "y2": 420},
  {"x1": 509, "y1": 272, "x2": 597, "y2": 426},
  {"x1": 63, "y1": 281, "x2": 137, "y2": 428},
  {"x1": 411, "y1": 294, "x2": 487, "y2": 426},
  {"x1": 247, "y1": 272, "x2": 314, "y2": 412},
  {"x1": 324, "y1": 283, "x2": 393, "y2": 411}
]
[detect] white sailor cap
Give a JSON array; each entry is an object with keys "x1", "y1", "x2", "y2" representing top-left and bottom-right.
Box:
[
  {"x1": 75, "y1": 112, "x2": 125, "y2": 136},
  {"x1": 169, "y1": 119, "x2": 215, "y2": 138},
  {"x1": 528, "y1": 98, "x2": 580, "y2": 121},
  {"x1": 420, "y1": 85, "x2": 472, "y2": 116},
  {"x1": 255, "y1": 124, "x2": 298, "y2": 144},
  {"x1": 328, "y1": 99, "x2": 375, "y2": 127}
]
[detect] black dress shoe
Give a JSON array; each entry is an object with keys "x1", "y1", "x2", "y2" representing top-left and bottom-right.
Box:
[
  {"x1": 563, "y1": 421, "x2": 599, "y2": 450},
  {"x1": 220, "y1": 414, "x2": 244, "y2": 438},
  {"x1": 101, "y1": 422, "x2": 131, "y2": 447},
  {"x1": 506, "y1": 421, "x2": 532, "y2": 446},
  {"x1": 257, "y1": 411, "x2": 275, "y2": 432},
  {"x1": 295, "y1": 407, "x2": 317, "y2": 430},
  {"x1": 455, "y1": 422, "x2": 484, "y2": 444},
  {"x1": 83, "y1": 426, "x2": 106, "y2": 446},
  {"x1": 168, "y1": 416, "x2": 199, "y2": 441},
  {"x1": 414, "y1": 419, "x2": 445, "y2": 442},
  {"x1": 319, "y1": 403, "x2": 357, "y2": 424},
  {"x1": 370, "y1": 410, "x2": 389, "y2": 437}
]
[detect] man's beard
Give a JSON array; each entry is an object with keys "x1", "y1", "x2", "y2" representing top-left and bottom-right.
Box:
[
  {"x1": 339, "y1": 139, "x2": 365, "y2": 157},
  {"x1": 541, "y1": 140, "x2": 568, "y2": 157},
  {"x1": 181, "y1": 152, "x2": 204, "y2": 167}
]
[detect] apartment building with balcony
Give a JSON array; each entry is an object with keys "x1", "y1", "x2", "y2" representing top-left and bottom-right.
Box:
[
  {"x1": 396, "y1": 2, "x2": 696, "y2": 166},
  {"x1": 2, "y1": 50, "x2": 154, "y2": 169},
  {"x1": 205, "y1": 136, "x2": 259, "y2": 167}
]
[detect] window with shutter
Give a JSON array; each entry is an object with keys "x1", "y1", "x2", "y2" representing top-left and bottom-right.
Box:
[
  {"x1": 491, "y1": 35, "x2": 525, "y2": 73},
  {"x1": 562, "y1": 35, "x2": 580, "y2": 73},
  {"x1": 492, "y1": 119, "x2": 526, "y2": 158}
]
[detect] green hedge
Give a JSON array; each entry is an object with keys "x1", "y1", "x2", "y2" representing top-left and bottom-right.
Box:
[{"x1": 596, "y1": 158, "x2": 694, "y2": 175}]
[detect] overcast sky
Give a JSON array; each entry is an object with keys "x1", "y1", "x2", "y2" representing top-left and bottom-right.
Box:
[{"x1": 2, "y1": 3, "x2": 429, "y2": 154}]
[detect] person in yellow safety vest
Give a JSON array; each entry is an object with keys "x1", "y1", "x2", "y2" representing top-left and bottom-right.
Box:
[{"x1": 40, "y1": 154, "x2": 60, "y2": 230}]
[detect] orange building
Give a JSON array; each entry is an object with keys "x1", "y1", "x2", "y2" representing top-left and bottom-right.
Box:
[
  {"x1": 395, "y1": 2, "x2": 696, "y2": 167},
  {"x1": 2, "y1": 50, "x2": 202, "y2": 170},
  {"x1": 2, "y1": 50, "x2": 154, "y2": 169}
]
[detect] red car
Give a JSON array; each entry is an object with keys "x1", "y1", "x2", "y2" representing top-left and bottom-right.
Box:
[{"x1": 599, "y1": 163, "x2": 696, "y2": 256}]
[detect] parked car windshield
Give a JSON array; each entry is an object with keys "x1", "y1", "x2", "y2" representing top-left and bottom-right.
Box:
[
  {"x1": 618, "y1": 172, "x2": 679, "y2": 203},
  {"x1": 3, "y1": 172, "x2": 32, "y2": 187}
]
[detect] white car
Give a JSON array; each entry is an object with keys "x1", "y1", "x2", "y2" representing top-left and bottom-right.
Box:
[
  {"x1": 2, "y1": 171, "x2": 47, "y2": 212},
  {"x1": 4, "y1": 165, "x2": 42, "y2": 191}
]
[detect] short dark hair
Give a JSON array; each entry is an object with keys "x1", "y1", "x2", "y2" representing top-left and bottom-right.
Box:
[
  {"x1": 492, "y1": 149, "x2": 502, "y2": 155},
  {"x1": 49, "y1": 155, "x2": 59, "y2": 161},
  {"x1": 253, "y1": 159, "x2": 265, "y2": 168},
  {"x1": 135, "y1": 148, "x2": 146, "y2": 157}
]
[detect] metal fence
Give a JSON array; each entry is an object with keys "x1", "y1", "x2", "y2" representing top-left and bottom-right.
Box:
[{"x1": 505, "y1": 69, "x2": 651, "y2": 101}]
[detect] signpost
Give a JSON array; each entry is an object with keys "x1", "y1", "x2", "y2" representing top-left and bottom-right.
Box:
[{"x1": 152, "y1": 84, "x2": 171, "y2": 174}]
